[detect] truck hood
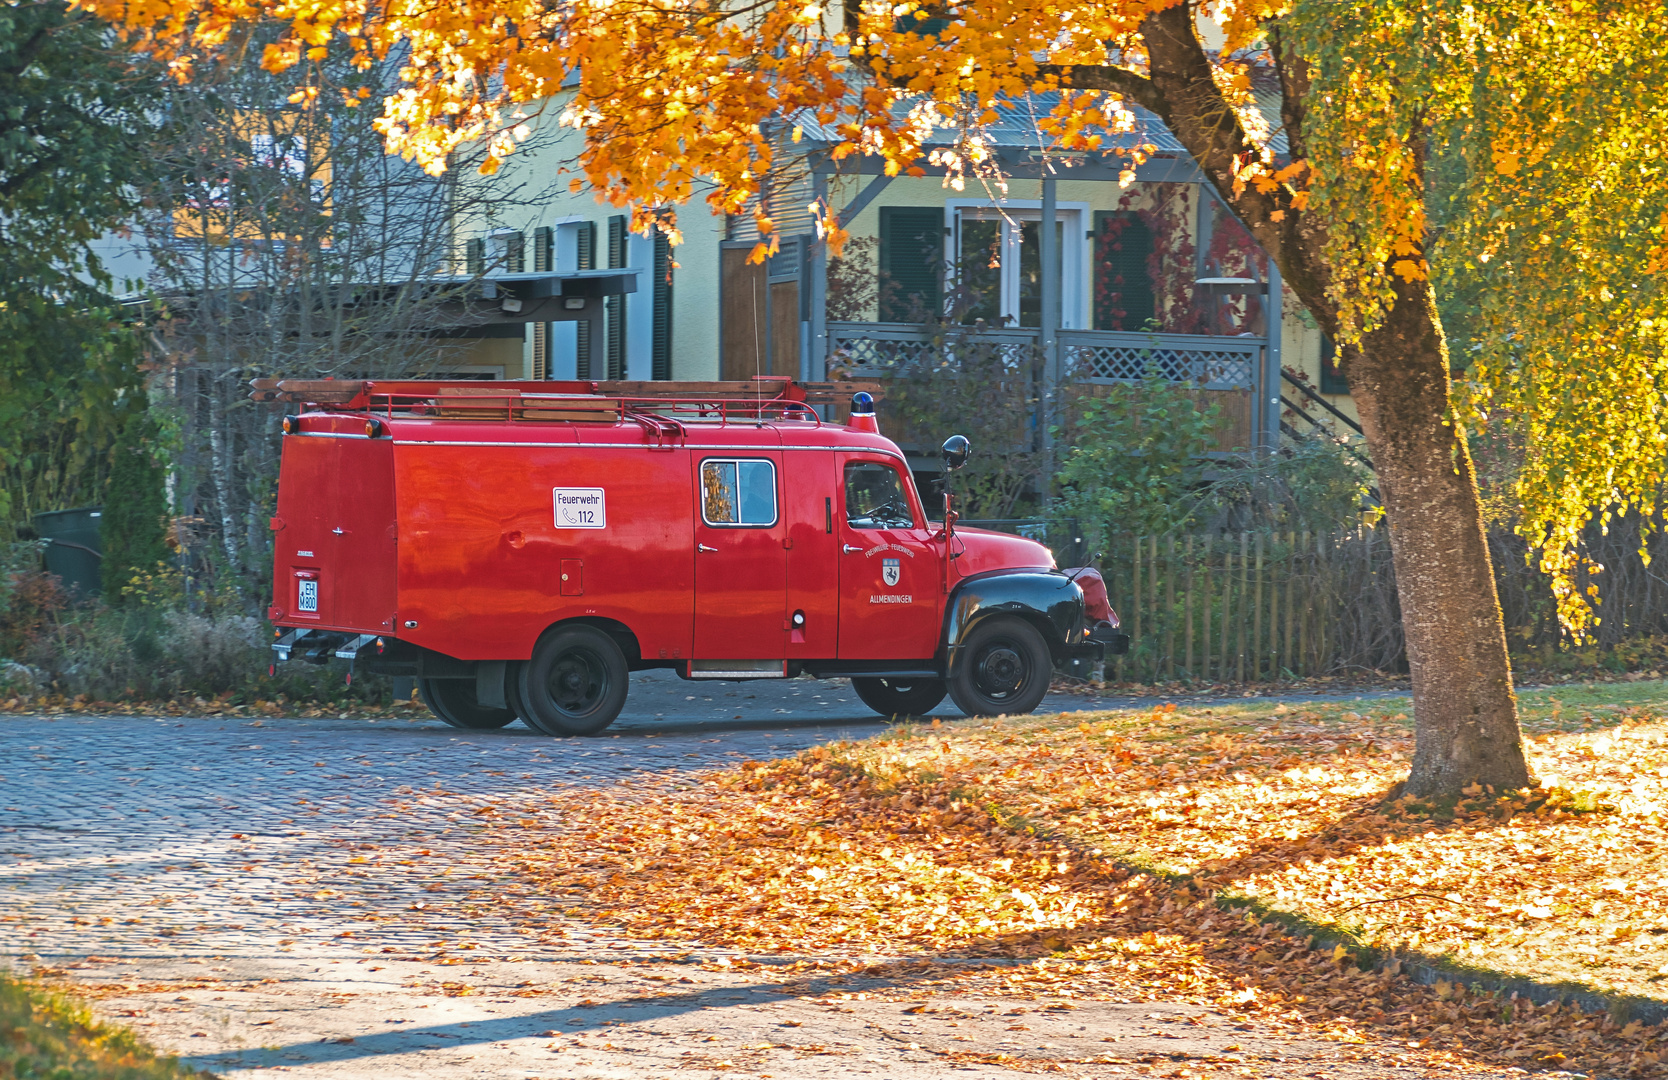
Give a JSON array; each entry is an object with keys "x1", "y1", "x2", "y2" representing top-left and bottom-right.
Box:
[{"x1": 953, "y1": 526, "x2": 1055, "y2": 577}]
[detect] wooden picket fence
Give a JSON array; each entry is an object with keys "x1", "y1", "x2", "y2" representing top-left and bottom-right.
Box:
[
  {"x1": 1090, "y1": 515, "x2": 1668, "y2": 683},
  {"x1": 1101, "y1": 529, "x2": 1405, "y2": 683}
]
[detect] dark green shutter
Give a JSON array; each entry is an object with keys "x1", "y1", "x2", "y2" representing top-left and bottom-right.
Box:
[
  {"x1": 605, "y1": 215, "x2": 628, "y2": 379},
  {"x1": 531, "y1": 227, "x2": 553, "y2": 379},
  {"x1": 575, "y1": 221, "x2": 598, "y2": 378},
  {"x1": 466, "y1": 237, "x2": 485, "y2": 276},
  {"x1": 1092, "y1": 210, "x2": 1155, "y2": 331},
  {"x1": 651, "y1": 232, "x2": 673, "y2": 381},
  {"x1": 576, "y1": 220, "x2": 596, "y2": 270},
  {"x1": 505, "y1": 231, "x2": 525, "y2": 273},
  {"x1": 878, "y1": 207, "x2": 942, "y2": 322},
  {"x1": 533, "y1": 226, "x2": 552, "y2": 273}
]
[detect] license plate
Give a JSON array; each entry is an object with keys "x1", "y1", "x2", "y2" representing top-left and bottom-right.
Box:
[{"x1": 297, "y1": 579, "x2": 319, "y2": 613}]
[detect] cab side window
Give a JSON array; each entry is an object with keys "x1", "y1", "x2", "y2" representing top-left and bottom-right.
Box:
[
  {"x1": 844, "y1": 462, "x2": 916, "y2": 529},
  {"x1": 701, "y1": 459, "x2": 778, "y2": 526}
]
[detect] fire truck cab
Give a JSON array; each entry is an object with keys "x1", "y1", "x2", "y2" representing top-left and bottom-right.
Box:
[{"x1": 260, "y1": 378, "x2": 1126, "y2": 735}]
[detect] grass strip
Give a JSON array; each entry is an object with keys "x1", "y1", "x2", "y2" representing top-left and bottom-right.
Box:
[{"x1": 0, "y1": 971, "x2": 210, "y2": 1079}]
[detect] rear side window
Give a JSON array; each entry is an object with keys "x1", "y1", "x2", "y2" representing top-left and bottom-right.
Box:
[{"x1": 700, "y1": 459, "x2": 778, "y2": 526}]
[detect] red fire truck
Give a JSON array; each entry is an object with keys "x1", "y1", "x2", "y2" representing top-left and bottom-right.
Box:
[{"x1": 258, "y1": 378, "x2": 1127, "y2": 735}]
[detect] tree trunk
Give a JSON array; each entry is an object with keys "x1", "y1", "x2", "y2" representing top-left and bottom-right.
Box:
[
  {"x1": 1104, "y1": 3, "x2": 1535, "y2": 800},
  {"x1": 1348, "y1": 276, "x2": 1533, "y2": 797},
  {"x1": 207, "y1": 375, "x2": 243, "y2": 576}
]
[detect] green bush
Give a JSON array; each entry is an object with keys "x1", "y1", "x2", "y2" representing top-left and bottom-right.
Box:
[
  {"x1": 0, "y1": 562, "x2": 391, "y2": 704},
  {"x1": 18, "y1": 599, "x2": 392, "y2": 704},
  {"x1": 1050, "y1": 377, "x2": 1374, "y2": 544},
  {"x1": 100, "y1": 412, "x2": 170, "y2": 600},
  {"x1": 1051, "y1": 376, "x2": 1223, "y2": 542}
]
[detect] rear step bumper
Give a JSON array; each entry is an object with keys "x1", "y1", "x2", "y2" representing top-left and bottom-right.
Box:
[{"x1": 273, "y1": 629, "x2": 380, "y2": 664}]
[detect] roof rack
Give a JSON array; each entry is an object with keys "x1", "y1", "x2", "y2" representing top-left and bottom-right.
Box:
[{"x1": 249, "y1": 376, "x2": 881, "y2": 426}]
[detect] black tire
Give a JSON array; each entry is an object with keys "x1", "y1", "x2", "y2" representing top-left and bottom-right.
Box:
[
  {"x1": 851, "y1": 676, "x2": 947, "y2": 718},
  {"x1": 517, "y1": 625, "x2": 629, "y2": 736},
  {"x1": 947, "y1": 617, "x2": 1053, "y2": 718},
  {"x1": 417, "y1": 677, "x2": 517, "y2": 730}
]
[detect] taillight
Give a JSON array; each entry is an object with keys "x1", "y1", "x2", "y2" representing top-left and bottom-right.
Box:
[
  {"x1": 282, "y1": 415, "x2": 301, "y2": 434},
  {"x1": 365, "y1": 418, "x2": 384, "y2": 438}
]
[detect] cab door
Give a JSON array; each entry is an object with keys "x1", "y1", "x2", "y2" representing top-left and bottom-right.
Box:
[
  {"x1": 692, "y1": 453, "x2": 788, "y2": 659},
  {"x1": 835, "y1": 454, "x2": 942, "y2": 660}
]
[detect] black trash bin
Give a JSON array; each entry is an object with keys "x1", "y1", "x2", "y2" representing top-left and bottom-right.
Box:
[{"x1": 32, "y1": 506, "x2": 104, "y2": 597}]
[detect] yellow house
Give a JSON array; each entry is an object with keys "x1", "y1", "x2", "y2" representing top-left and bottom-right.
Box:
[{"x1": 453, "y1": 93, "x2": 1360, "y2": 451}]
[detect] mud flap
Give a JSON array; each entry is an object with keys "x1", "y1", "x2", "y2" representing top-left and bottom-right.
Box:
[{"x1": 475, "y1": 660, "x2": 508, "y2": 709}]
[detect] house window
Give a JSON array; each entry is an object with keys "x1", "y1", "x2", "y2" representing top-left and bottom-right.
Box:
[
  {"x1": 946, "y1": 202, "x2": 1087, "y2": 328},
  {"x1": 1320, "y1": 335, "x2": 1350, "y2": 395},
  {"x1": 878, "y1": 207, "x2": 943, "y2": 321},
  {"x1": 1092, "y1": 211, "x2": 1156, "y2": 331}
]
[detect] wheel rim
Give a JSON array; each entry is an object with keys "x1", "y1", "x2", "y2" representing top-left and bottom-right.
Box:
[
  {"x1": 544, "y1": 647, "x2": 608, "y2": 714},
  {"x1": 973, "y1": 641, "x2": 1026, "y2": 699}
]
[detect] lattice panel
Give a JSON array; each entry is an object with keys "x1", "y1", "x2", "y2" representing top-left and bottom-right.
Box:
[
  {"x1": 830, "y1": 333, "x2": 942, "y2": 370},
  {"x1": 1069, "y1": 343, "x2": 1256, "y2": 388},
  {"x1": 831, "y1": 334, "x2": 1040, "y2": 373}
]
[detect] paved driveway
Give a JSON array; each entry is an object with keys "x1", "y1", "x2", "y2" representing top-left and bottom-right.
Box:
[{"x1": 1, "y1": 673, "x2": 1491, "y2": 1079}]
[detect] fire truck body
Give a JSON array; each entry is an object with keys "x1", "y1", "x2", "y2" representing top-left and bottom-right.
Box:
[{"x1": 264, "y1": 380, "x2": 1124, "y2": 734}]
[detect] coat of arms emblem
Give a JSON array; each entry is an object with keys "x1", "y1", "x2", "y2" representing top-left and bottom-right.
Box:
[{"x1": 882, "y1": 557, "x2": 901, "y2": 587}]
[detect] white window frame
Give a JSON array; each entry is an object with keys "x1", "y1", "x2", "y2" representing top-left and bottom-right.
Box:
[
  {"x1": 699, "y1": 458, "x2": 780, "y2": 528},
  {"x1": 943, "y1": 200, "x2": 1091, "y2": 329}
]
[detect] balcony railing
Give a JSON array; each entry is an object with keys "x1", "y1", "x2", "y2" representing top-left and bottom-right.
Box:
[{"x1": 826, "y1": 322, "x2": 1263, "y2": 391}]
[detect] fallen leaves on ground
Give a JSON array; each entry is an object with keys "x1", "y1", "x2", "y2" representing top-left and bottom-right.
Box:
[
  {"x1": 463, "y1": 717, "x2": 1668, "y2": 1078},
  {"x1": 836, "y1": 701, "x2": 1668, "y2": 1002}
]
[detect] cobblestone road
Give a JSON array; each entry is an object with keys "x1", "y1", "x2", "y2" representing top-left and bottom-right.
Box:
[{"x1": 1, "y1": 674, "x2": 1509, "y2": 1079}]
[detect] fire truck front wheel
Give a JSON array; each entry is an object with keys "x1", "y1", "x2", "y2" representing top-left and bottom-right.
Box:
[
  {"x1": 851, "y1": 677, "x2": 947, "y2": 719},
  {"x1": 417, "y1": 678, "x2": 518, "y2": 730},
  {"x1": 947, "y1": 617, "x2": 1052, "y2": 718},
  {"x1": 518, "y1": 625, "x2": 630, "y2": 736}
]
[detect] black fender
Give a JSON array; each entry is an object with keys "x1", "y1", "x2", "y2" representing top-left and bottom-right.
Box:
[{"x1": 942, "y1": 570, "x2": 1088, "y2": 678}]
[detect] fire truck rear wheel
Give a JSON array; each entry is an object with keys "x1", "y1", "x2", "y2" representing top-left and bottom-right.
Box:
[
  {"x1": 851, "y1": 677, "x2": 947, "y2": 718},
  {"x1": 416, "y1": 678, "x2": 517, "y2": 730},
  {"x1": 518, "y1": 625, "x2": 630, "y2": 736},
  {"x1": 947, "y1": 617, "x2": 1052, "y2": 718}
]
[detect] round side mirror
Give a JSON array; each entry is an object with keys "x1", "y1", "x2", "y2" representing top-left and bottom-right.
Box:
[{"x1": 942, "y1": 434, "x2": 971, "y2": 472}]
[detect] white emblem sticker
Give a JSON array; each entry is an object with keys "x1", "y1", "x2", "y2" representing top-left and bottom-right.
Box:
[
  {"x1": 553, "y1": 487, "x2": 606, "y2": 529},
  {"x1": 882, "y1": 557, "x2": 901, "y2": 587}
]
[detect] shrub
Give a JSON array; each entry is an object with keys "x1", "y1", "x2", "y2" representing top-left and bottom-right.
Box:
[
  {"x1": 0, "y1": 550, "x2": 66, "y2": 659},
  {"x1": 101, "y1": 411, "x2": 170, "y2": 600},
  {"x1": 20, "y1": 599, "x2": 389, "y2": 703},
  {"x1": 1050, "y1": 375, "x2": 1223, "y2": 543}
]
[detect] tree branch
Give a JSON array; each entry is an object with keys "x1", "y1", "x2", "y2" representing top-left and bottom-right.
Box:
[
  {"x1": 1034, "y1": 63, "x2": 1164, "y2": 116},
  {"x1": 1267, "y1": 22, "x2": 1310, "y2": 165}
]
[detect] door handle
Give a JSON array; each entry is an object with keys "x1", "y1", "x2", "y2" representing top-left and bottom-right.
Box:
[
  {"x1": 698, "y1": 543, "x2": 718, "y2": 553},
  {"x1": 842, "y1": 544, "x2": 863, "y2": 554}
]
